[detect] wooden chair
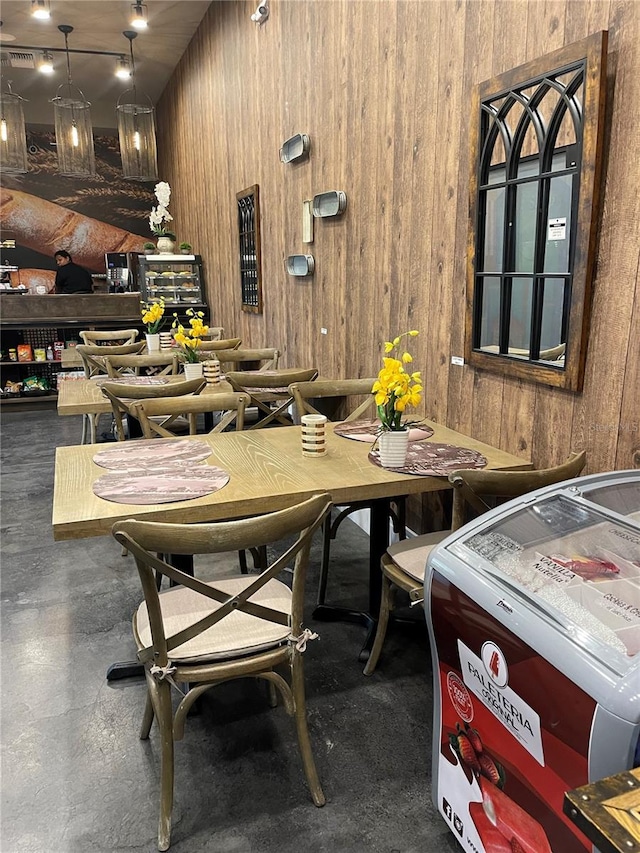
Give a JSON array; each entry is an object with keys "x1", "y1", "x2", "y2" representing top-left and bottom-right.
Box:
[
  {"x1": 131, "y1": 391, "x2": 250, "y2": 438},
  {"x1": 76, "y1": 341, "x2": 146, "y2": 443},
  {"x1": 227, "y1": 368, "x2": 318, "y2": 430},
  {"x1": 79, "y1": 328, "x2": 139, "y2": 345},
  {"x1": 112, "y1": 492, "x2": 332, "y2": 851},
  {"x1": 104, "y1": 353, "x2": 180, "y2": 378},
  {"x1": 290, "y1": 378, "x2": 407, "y2": 606},
  {"x1": 100, "y1": 377, "x2": 206, "y2": 441},
  {"x1": 363, "y1": 451, "x2": 587, "y2": 675},
  {"x1": 198, "y1": 338, "x2": 242, "y2": 352},
  {"x1": 203, "y1": 326, "x2": 224, "y2": 341}
]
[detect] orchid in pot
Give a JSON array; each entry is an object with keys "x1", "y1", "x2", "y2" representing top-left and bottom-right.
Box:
[
  {"x1": 149, "y1": 181, "x2": 176, "y2": 251},
  {"x1": 172, "y1": 309, "x2": 209, "y2": 377},
  {"x1": 371, "y1": 330, "x2": 422, "y2": 467}
]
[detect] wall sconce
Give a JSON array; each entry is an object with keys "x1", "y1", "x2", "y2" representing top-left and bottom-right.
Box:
[
  {"x1": 286, "y1": 255, "x2": 315, "y2": 276},
  {"x1": 38, "y1": 51, "x2": 54, "y2": 75},
  {"x1": 312, "y1": 191, "x2": 347, "y2": 217},
  {"x1": 115, "y1": 56, "x2": 131, "y2": 80},
  {"x1": 50, "y1": 25, "x2": 96, "y2": 177},
  {"x1": 116, "y1": 30, "x2": 158, "y2": 181},
  {"x1": 31, "y1": 0, "x2": 51, "y2": 20},
  {"x1": 280, "y1": 133, "x2": 310, "y2": 164},
  {"x1": 130, "y1": 2, "x2": 149, "y2": 30},
  {"x1": 0, "y1": 81, "x2": 29, "y2": 174}
]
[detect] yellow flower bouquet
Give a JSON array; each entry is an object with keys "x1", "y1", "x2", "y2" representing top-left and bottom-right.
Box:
[
  {"x1": 141, "y1": 298, "x2": 166, "y2": 334},
  {"x1": 171, "y1": 308, "x2": 209, "y2": 363},
  {"x1": 372, "y1": 330, "x2": 423, "y2": 431}
]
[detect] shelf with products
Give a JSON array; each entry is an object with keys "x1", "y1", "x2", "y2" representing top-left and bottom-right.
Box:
[{"x1": 139, "y1": 254, "x2": 207, "y2": 309}]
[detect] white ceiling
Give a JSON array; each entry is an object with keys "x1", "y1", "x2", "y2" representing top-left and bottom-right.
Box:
[{"x1": 0, "y1": 1, "x2": 212, "y2": 128}]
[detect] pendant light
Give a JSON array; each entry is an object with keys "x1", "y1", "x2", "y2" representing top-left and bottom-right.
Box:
[
  {"x1": 0, "y1": 81, "x2": 29, "y2": 174},
  {"x1": 51, "y1": 25, "x2": 95, "y2": 177},
  {"x1": 129, "y1": 2, "x2": 148, "y2": 30},
  {"x1": 31, "y1": 0, "x2": 51, "y2": 20},
  {"x1": 116, "y1": 30, "x2": 157, "y2": 182}
]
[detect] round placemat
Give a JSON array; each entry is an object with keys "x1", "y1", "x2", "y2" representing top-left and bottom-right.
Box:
[
  {"x1": 93, "y1": 465, "x2": 230, "y2": 504},
  {"x1": 334, "y1": 419, "x2": 434, "y2": 443},
  {"x1": 95, "y1": 376, "x2": 170, "y2": 387},
  {"x1": 93, "y1": 438, "x2": 212, "y2": 470},
  {"x1": 369, "y1": 441, "x2": 488, "y2": 476}
]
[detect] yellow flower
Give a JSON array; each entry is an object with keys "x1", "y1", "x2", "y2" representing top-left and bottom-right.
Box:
[{"x1": 372, "y1": 330, "x2": 422, "y2": 430}]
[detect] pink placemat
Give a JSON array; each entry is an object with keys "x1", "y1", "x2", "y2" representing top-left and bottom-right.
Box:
[
  {"x1": 93, "y1": 465, "x2": 229, "y2": 505},
  {"x1": 334, "y1": 419, "x2": 434, "y2": 443},
  {"x1": 369, "y1": 441, "x2": 488, "y2": 476},
  {"x1": 96, "y1": 376, "x2": 169, "y2": 387},
  {"x1": 93, "y1": 438, "x2": 212, "y2": 470}
]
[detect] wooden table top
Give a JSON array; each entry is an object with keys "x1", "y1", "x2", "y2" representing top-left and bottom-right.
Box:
[
  {"x1": 52, "y1": 421, "x2": 530, "y2": 541},
  {"x1": 564, "y1": 767, "x2": 640, "y2": 853},
  {"x1": 57, "y1": 375, "x2": 234, "y2": 416}
]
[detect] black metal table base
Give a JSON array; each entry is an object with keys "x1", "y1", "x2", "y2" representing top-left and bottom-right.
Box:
[
  {"x1": 107, "y1": 660, "x2": 145, "y2": 681},
  {"x1": 312, "y1": 604, "x2": 377, "y2": 662}
]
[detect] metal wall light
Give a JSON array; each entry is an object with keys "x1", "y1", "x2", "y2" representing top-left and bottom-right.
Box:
[
  {"x1": 38, "y1": 50, "x2": 54, "y2": 75},
  {"x1": 130, "y1": 2, "x2": 149, "y2": 30},
  {"x1": 0, "y1": 81, "x2": 29, "y2": 174},
  {"x1": 116, "y1": 30, "x2": 157, "y2": 181},
  {"x1": 50, "y1": 25, "x2": 96, "y2": 177},
  {"x1": 31, "y1": 0, "x2": 51, "y2": 20}
]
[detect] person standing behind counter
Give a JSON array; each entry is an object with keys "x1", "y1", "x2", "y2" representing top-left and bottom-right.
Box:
[{"x1": 54, "y1": 250, "x2": 94, "y2": 294}]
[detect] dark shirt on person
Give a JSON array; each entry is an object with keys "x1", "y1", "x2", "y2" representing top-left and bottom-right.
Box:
[{"x1": 55, "y1": 262, "x2": 94, "y2": 294}]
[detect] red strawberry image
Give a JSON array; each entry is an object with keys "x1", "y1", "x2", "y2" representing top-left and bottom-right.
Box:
[
  {"x1": 465, "y1": 723, "x2": 484, "y2": 755},
  {"x1": 456, "y1": 733, "x2": 482, "y2": 773},
  {"x1": 468, "y1": 801, "x2": 512, "y2": 852},
  {"x1": 479, "y1": 752, "x2": 504, "y2": 787},
  {"x1": 479, "y1": 776, "x2": 552, "y2": 853}
]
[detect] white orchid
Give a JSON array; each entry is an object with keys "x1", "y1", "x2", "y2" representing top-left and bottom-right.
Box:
[{"x1": 149, "y1": 181, "x2": 175, "y2": 237}]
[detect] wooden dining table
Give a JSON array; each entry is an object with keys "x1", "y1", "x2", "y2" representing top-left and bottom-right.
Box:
[{"x1": 52, "y1": 421, "x2": 530, "y2": 668}]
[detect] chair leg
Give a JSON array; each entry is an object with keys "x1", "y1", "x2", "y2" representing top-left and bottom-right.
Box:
[
  {"x1": 363, "y1": 573, "x2": 396, "y2": 676},
  {"x1": 291, "y1": 657, "x2": 325, "y2": 807},
  {"x1": 140, "y1": 689, "x2": 155, "y2": 739},
  {"x1": 317, "y1": 514, "x2": 332, "y2": 605},
  {"x1": 81, "y1": 414, "x2": 88, "y2": 445},
  {"x1": 155, "y1": 680, "x2": 175, "y2": 852},
  {"x1": 238, "y1": 550, "x2": 249, "y2": 574}
]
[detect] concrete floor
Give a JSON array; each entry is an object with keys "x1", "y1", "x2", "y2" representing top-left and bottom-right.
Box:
[{"x1": 0, "y1": 408, "x2": 460, "y2": 853}]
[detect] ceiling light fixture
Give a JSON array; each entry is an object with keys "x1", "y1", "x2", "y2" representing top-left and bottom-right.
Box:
[
  {"x1": 130, "y1": 2, "x2": 149, "y2": 30},
  {"x1": 31, "y1": 0, "x2": 51, "y2": 20},
  {"x1": 50, "y1": 25, "x2": 95, "y2": 177},
  {"x1": 38, "y1": 50, "x2": 54, "y2": 74},
  {"x1": 115, "y1": 55, "x2": 131, "y2": 80},
  {"x1": 116, "y1": 30, "x2": 157, "y2": 181},
  {"x1": 0, "y1": 80, "x2": 29, "y2": 174}
]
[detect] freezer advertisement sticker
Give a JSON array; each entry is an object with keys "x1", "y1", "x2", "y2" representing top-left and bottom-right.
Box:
[{"x1": 458, "y1": 640, "x2": 545, "y2": 766}]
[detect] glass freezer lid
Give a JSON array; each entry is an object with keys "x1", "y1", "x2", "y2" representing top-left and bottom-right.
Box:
[
  {"x1": 581, "y1": 480, "x2": 640, "y2": 519},
  {"x1": 453, "y1": 494, "x2": 640, "y2": 664}
]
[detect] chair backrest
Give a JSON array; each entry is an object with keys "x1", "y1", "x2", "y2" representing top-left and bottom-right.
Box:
[
  {"x1": 539, "y1": 342, "x2": 566, "y2": 361},
  {"x1": 199, "y1": 338, "x2": 242, "y2": 352},
  {"x1": 104, "y1": 352, "x2": 180, "y2": 378},
  {"x1": 213, "y1": 347, "x2": 280, "y2": 371},
  {"x1": 112, "y1": 493, "x2": 332, "y2": 669},
  {"x1": 289, "y1": 378, "x2": 377, "y2": 422},
  {"x1": 226, "y1": 368, "x2": 318, "y2": 391},
  {"x1": 76, "y1": 342, "x2": 146, "y2": 378},
  {"x1": 131, "y1": 391, "x2": 250, "y2": 438},
  {"x1": 79, "y1": 329, "x2": 139, "y2": 345},
  {"x1": 448, "y1": 451, "x2": 587, "y2": 529},
  {"x1": 100, "y1": 377, "x2": 206, "y2": 440},
  {"x1": 203, "y1": 326, "x2": 224, "y2": 341}
]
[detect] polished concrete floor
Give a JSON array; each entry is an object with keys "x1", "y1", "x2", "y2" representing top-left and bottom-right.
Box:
[{"x1": 0, "y1": 408, "x2": 460, "y2": 853}]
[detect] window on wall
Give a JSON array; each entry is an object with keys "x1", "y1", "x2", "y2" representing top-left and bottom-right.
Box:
[
  {"x1": 237, "y1": 185, "x2": 263, "y2": 314},
  {"x1": 465, "y1": 32, "x2": 608, "y2": 391}
]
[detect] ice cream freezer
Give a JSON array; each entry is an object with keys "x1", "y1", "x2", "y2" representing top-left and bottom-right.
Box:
[{"x1": 425, "y1": 470, "x2": 640, "y2": 853}]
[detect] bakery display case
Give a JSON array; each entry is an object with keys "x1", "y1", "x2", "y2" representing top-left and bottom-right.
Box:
[{"x1": 138, "y1": 254, "x2": 206, "y2": 312}]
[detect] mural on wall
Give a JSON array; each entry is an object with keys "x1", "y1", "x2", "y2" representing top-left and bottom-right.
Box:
[{"x1": 1, "y1": 127, "x2": 154, "y2": 290}]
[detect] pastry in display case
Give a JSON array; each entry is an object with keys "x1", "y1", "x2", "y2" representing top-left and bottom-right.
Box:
[{"x1": 138, "y1": 254, "x2": 207, "y2": 312}]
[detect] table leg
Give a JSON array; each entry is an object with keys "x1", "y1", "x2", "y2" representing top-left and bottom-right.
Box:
[
  {"x1": 312, "y1": 498, "x2": 391, "y2": 662},
  {"x1": 106, "y1": 553, "x2": 194, "y2": 681}
]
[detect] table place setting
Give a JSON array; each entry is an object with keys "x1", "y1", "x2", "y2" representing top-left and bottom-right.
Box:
[
  {"x1": 95, "y1": 376, "x2": 170, "y2": 387},
  {"x1": 334, "y1": 418, "x2": 434, "y2": 443},
  {"x1": 368, "y1": 441, "x2": 488, "y2": 476},
  {"x1": 92, "y1": 464, "x2": 230, "y2": 505}
]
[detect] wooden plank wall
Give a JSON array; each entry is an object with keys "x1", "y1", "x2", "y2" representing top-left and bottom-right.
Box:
[{"x1": 157, "y1": 0, "x2": 640, "y2": 475}]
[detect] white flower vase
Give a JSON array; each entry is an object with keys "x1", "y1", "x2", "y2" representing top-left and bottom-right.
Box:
[
  {"x1": 156, "y1": 236, "x2": 176, "y2": 254},
  {"x1": 183, "y1": 361, "x2": 203, "y2": 381},
  {"x1": 145, "y1": 333, "x2": 160, "y2": 353},
  {"x1": 378, "y1": 429, "x2": 410, "y2": 468}
]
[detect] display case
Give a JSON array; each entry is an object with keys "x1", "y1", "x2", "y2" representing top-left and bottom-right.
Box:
[{"x1": 138, "y1": 254, "x2": 206, "y2": 312}]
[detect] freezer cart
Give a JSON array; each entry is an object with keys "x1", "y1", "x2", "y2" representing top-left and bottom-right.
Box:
[{"x1": 426, "y1": 470, "x2": 640, "y2": 853}]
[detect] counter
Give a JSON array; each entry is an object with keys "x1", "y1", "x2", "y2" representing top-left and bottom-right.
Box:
[{"x1": 0, "y1": 293, "x2": 142, "y2": 328}]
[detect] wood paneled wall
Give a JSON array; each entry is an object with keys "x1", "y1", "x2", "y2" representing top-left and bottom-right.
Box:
[{"x1": 157, "y1": 0, "x2": 640, "y2": 474}]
